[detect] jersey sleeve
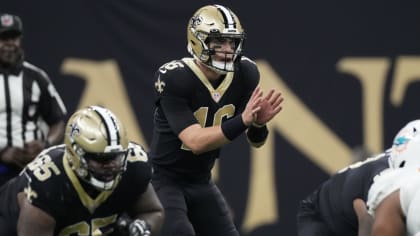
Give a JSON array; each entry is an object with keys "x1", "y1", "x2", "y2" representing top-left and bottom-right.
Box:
[
  {"x1": 22, "y1": 151, "x2": 65, "y2": 219},
  {"x1": 126, "y1": 142, "x2": 152, "y2": 193},
  {"x1": 153, "y1": 61, "x2": 198, "y2": 134}
]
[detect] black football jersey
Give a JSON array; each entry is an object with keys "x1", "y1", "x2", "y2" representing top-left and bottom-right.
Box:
[
  {"x1": 150, "y1": 57, "x2": 259, "y2": 181},
  {"x1": 317, "y1": 153, "x2": 390, "y2": 235},
  {"x1": 0, "y1": 143, "x2": 151, "y2": 236}
]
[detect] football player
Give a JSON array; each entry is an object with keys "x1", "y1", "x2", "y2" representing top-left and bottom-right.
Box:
[
  {"x1": 361, "y1": 167, "x2": 420, "y2": 236},
  {"x1": 297, "y1": 119, "x2": 420, "y2": 236},
  {"x1": 149, "y1": 4, "x2": 283, "y2": 236},
  {"x1": 354, "y1": 123, "x2": 420, "y2": 236},
  {"x1": 0, "y1": 106, "x2": 164, "y2": 236}
]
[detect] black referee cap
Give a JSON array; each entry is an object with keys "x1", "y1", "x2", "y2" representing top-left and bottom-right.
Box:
[{"x1": 0, "y1": 13, "x2": 23, "y2": 35}]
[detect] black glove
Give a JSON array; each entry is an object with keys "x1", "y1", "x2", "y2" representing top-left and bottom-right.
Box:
[{"x1": 129, "y1": 219, "x2": 151, "y2": 236}]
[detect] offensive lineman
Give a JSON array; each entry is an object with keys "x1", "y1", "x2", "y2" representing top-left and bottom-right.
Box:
[{"x1": 0, "y1": 106, "x2": 164, "y2": 236}]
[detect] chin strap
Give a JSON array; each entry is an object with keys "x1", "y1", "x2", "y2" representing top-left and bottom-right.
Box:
[
  {"x1": 211, "y1": 60, "x2": 234, "y2": 72},
  {"x1": 89, "y1": 175, "x2": 115, "y2": 191}
]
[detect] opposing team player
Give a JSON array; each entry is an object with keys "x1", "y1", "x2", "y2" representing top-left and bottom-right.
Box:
[
  {"x1": 355, "y1": 121, "x2": 420, "y2": 236},
  {"x1": 297, "y1": 119, "x2": 420, "y2": 236}
]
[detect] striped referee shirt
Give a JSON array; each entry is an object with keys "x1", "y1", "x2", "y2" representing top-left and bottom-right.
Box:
[{"x1": 0, "y1": 61, "x2": 67, "y2": 150}]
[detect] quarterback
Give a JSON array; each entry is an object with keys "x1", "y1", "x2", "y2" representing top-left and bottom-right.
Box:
[{"x1": 150, "y1": 4, "x2": 283, "y2": 236}]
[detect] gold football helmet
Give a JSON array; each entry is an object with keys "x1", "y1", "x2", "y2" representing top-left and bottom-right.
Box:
[
  {"x1": 64, "y1": 106, "x2": 129, "y2": 191},
  {"x1": 187, "y1": 4, "x2": 245, "y2": 73}
]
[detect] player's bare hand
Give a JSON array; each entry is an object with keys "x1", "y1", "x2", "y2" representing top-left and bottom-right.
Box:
[
  {"x1": 242, "y1": 86, "x2": 263, "y2": 126},
  {"x1": 255, "y1": 89, "x2": 283, "y2": 125}
]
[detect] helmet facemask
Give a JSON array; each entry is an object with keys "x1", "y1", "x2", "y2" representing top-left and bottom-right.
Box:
[{"x1": 69, "y1": 142, "x2": 128, "y2": 191}]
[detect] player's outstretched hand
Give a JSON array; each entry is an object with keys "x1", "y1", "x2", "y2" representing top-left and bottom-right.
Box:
[
  {"x1": 255, "y1": 89, "x2": 283, "y2": 125},
  {"x1": 242, "y1": 86, "x2": 263, "y2": 126}
]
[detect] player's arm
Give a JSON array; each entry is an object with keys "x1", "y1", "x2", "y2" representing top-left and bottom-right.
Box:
[
  {"x1": 178, "y1": 86, "x2": 263, "y2": 154},
  {"x1": 353, "y1": 198, "x2": 373, "y2": 236},
  {"x1": 131, "y1": 183, "x2": 164, "y2": 235},
  {"x1": 371, "y1": 190, "x2": 405, "y2": 236},
  {"x1": 17, "y1": 192, "x2": 55, "y2": 236}
]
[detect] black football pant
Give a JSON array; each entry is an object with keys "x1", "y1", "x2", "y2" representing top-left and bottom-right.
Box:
[
  {"x1": 152, "y1": 174, "x2": 239, "y2": 236},
  {"x1": 296, "y1": 189, "x2": 334, "y2": 236}
]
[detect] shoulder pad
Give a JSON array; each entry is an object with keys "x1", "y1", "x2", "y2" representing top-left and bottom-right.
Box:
[
  {"x1": 153, "y1": 60, "x2": 192, "y2": 98},
  {"x1": 158, "y1": 60, "x2": 186, "y2": 75},
  {"x1": 240, "y1": 56, "x2": 257, "y2": 65}
]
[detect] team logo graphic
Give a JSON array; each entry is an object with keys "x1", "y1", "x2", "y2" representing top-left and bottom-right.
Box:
[
  {"x1": 0, "y1": 14, "x2": 13, "y2": 27},
  {"x1": 393, "y1": 135, "x2": 410, "y2": 152},
  {"x1": 70, "y1": 123, "x2": 80, "y2": 138},
  {"x1": 393, "y1": 127, "x2": 417, "y2": 153},
  {"x1": 212, "y1": 91, "x2": 221, "y2": 102},
  {"x1": 190, "y1": 15, "x2": 202, "y2": 29},
  {"x1": 24, "y1": 186, "x2": 38, "y2": 203}
]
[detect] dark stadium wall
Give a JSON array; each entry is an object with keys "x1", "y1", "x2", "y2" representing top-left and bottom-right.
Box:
[{"x1": 4, "y1": 0, "x2": 420, "y2": 235}]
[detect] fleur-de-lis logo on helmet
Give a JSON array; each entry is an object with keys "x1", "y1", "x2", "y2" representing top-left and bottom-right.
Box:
[
  {"x1": 70, "y1": 123, "x2": 80, "y2": 138},
  {"x1": 190, "y1": 15, "x2": 202, "y2": 29}
]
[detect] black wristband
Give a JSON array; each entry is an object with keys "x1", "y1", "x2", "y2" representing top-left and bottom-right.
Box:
[
  {"x1": 221, "y1": 115, "x2": 248, "y2": 141},
  {"x1": 247, "y1": 124, "x2": 268, "y2": 143}
]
